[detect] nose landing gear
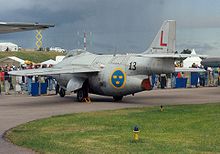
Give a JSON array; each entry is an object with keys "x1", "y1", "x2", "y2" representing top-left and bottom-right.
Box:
[{"x1": 59, "y1": 88, "x2": 66, "y2": 97}]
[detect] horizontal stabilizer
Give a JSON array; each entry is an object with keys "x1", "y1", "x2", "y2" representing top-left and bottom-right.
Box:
[
  {"x1": 175, "y1": 67, "x2": 206, "y2": 72},
  {"x1": 138, "y1": 53, "x2": 207, "y2": 60}
]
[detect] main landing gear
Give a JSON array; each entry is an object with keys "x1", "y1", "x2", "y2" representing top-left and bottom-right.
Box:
[
  {"x1": 77, "y1": 88, "x2": 88, "y2": 102},
  {"x1": 57, "y1": 79, "x2": 90, "y2": 102},
  {"x1": 77, "y1": 79, "x2": 89, "y2": 102},
  {"x1": 58, "y1": 87, "x2": 89, "y2": 102}
]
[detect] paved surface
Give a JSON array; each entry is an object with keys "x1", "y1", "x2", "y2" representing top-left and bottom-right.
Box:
[{"x1": 0, "y1": 87, "x2": 220, "y2": 154}]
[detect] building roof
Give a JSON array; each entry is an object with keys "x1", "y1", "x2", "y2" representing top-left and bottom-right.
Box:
[
  {"x1": 0, "y1": 42, "x2": 18, "y2": 46},
  {"x1": 183, "y1": 49, "x2": 202, "y2": 68}
]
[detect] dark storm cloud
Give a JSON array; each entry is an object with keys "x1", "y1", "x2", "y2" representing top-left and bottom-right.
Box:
[
  {"x1": 1, "y1": 0, "x2": 97, "y2": 25},
  {"x1": 1, "y1": 0, "x2": 220, "y2": 55},
  {"x1": 177, "y1": 42, "x2": 217, "y2": 53}
]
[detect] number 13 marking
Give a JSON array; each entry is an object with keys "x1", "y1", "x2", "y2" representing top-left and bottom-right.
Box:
[{"x1": 129, "y1": 62, "x2": 136, "y2": 70}]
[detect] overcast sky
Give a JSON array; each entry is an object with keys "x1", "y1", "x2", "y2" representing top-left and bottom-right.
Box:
[{"x1": 1, "y1": 0, "x2": 220, "y2": 55}]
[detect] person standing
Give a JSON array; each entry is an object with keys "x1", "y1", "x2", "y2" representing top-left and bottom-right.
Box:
[
  {"x1": 27, "y1": 76, "x2": 33, "y2": 95},
  {"x1": 4, "y1": 68, "x2": 10, "y2": 95},
  {"x1": 15, "y1": 80, "x2": 22, "y2": 94}
]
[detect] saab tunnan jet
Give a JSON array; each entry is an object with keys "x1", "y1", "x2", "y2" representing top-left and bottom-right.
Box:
[{"x1": 9, "y1": 20, "x2": 195, "y2": 101}]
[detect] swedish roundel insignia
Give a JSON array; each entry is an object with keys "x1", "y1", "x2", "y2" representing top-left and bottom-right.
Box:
[{"x1": 110, "y1": 68, "x2": 126, "y2": 89}]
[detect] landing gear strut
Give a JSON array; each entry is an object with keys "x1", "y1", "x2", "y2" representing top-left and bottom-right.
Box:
[
  {"x1": 113, "y1": 96, "x2": 123, "y2": 101},
  {"x1": 59, "y1": 88, "x2": 66, "y2": 97}
]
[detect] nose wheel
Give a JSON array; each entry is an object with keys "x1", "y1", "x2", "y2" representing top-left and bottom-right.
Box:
[
  {"x1": 59, "y1": 88, "x2": 66, "y2": 97},
  {"x1": 55, "y1": 84, "x2": 60, "y2": 95}
]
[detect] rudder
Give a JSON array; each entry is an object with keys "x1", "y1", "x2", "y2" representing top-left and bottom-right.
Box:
[{"x1": 145, "y1": 20, "x2": 176, "y2": 54}]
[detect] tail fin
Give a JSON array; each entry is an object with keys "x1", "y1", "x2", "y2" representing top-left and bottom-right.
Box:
[{"x1": 145, "y1": 20, "x2": 176, "y2": 54}]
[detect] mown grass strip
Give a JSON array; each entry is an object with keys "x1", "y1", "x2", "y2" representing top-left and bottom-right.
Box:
[
  {"x1": 0, "y1": 51, "x2": 65, "y2": 63},
  {"x1": 5, "y1": 103, "x2": 220, "y2": 154}
]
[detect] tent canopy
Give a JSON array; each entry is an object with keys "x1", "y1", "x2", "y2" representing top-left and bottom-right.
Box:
[
  {"x1": 0, "y1": 56, "x2": 24, "y2": 67},
  {"x1": 183, "y1": 49, "x2": 202, "y2": 68},
  {"x1": 41, "y1": 59, "x2": 57, "y2": 65}
]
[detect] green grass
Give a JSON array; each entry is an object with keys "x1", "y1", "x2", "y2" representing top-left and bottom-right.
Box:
[
  {"x1": 0, "y1": 51, "x2": 65, "y2": 63},
  {"x1": 5, "y1": 103, "x2": 220, "y2": 154}
]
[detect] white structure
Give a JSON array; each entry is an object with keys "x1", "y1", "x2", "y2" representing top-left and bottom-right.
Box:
[
  {"x1": 183, "y1": 49, "x2": 202, "y2": 68},
  {"x1": 41, "y1": 59, "x2": 57, "y2": 66},
  {"x1": 56, "y1": 56, "x2": 65, "y2": 63},
  {"x1": 49, "y1": 47, "x2": 65, "y2": 53},
  {"x1": 0, "y1": 56, "x2": 24, "y2": 67},
  {"x1": 40, "y1": 56, "x2": 65, "y2": 67},
  {"x1": 0, "y1": 42, "x2": 18, "y2": 51}
]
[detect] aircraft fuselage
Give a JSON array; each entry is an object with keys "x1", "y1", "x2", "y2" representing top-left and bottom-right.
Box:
[{"x1": 52, "y1": 52, "x2": 175, "y2": 97}]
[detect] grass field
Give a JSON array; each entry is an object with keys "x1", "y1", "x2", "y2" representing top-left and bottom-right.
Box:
[
  {"x1": 0, "y1": 51, "x2": 65, "y2": 63},
  {"x1": 5, "y1": 103, "x2": 220, "y2": 153}
]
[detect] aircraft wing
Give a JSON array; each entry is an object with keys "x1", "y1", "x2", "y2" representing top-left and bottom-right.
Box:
[
  {"x1": 8, "y1": 65, "x2": 100, "y2": 76},
  {"x1": 0, "y1": 22, "x2": 54, "y2": 34}
]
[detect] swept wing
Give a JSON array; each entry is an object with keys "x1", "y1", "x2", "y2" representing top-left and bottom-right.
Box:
[{"x1": 9, "y1": 65, "x2": 100, "y2": 76}]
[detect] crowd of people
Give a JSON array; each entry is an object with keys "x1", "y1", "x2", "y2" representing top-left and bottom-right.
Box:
[
  {"x1": 0, "y1": 65, "x2": 15, "y2": 95},
  {"x1": 1, "y1": 62, "x2": 220, "y2": 95},
  {"x1": 0, "y1": 63, "x2": 55, "y2": 95}
]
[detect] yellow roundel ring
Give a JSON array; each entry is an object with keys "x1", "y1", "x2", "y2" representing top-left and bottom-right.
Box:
[{"x1": 110, "y1": 68, "x2": 126, "y2": 89}]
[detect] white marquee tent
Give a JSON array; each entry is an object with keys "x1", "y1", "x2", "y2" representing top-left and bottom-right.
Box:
[
  {"x1": 0, "y1": 42, "x2": 18, "y2": 51},
  {"x1": 183, "y1": 49, "x2": 202, "y2": 68},
  {"x1": 0, "y1": 56, "x2": 24, "y2": 67},
  {"x1": 41, "y1": 59, "x2": 57, "y2": 66}
]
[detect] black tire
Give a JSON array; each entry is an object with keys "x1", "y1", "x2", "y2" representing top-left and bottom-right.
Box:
[
  {"x1": 113, "y1": 96, "x2": 123, "y2": 101},
  {"x1": 77, "y1": 89, "x2": 84, "y2": 102},
  {"x1": 55, "y1": 84, "x2": 60, "y2": 95},
  {"x1": 59, "y1": 88, "x2": 65, "y2": 97}
]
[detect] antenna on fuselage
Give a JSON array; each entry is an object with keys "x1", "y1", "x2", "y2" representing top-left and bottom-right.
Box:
[{"x1": 113, "y1": 47, "x2": 117, "y2": 56}]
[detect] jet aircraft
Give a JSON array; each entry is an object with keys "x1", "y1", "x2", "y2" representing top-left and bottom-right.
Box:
[
  {"x1": 9, "y1": 20, "x2": 197, "y2": 102},
  {"x1": 0, "y1": 22, "x2": 54, "y2": 34},
  {"x1": 201, "y1": 57, "x2": 220, "y2": 67}
]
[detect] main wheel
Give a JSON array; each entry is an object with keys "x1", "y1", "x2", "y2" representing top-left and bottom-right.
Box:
[
  {"x1": 59, "y1": 88, "x2": 66, "y2": 97},
  {"x1": 113, "y1": 96, "x2": 123, "y2": 101},
  {"x1": 77, "y1": 89, "x2": 85, "y2": 102}
]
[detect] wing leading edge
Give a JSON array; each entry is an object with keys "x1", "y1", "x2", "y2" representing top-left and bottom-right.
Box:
[{"x1": 8, "y1": 66, "x2": 100, "y2": 76}]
